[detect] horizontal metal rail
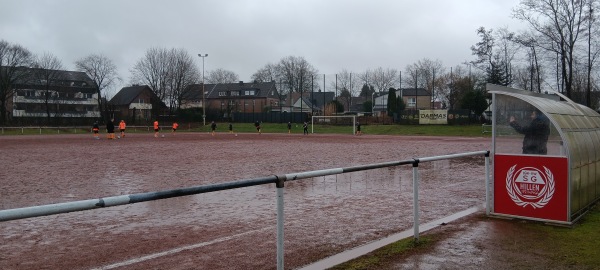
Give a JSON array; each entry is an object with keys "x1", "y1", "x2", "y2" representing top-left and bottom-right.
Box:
[{"x1": 0, "y1": 125, "x2": 180, "y2": 135}]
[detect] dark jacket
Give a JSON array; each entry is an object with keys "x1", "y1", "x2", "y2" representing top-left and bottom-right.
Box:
[
  {"x1": 510, "y1": 116, "x2": 550, "y2": 154},
  {"x1": 106, "y1": 120, "x2": 115, "y2": 133}
]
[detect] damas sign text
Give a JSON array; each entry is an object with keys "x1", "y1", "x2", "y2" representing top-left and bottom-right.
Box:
[{"x1": 419, "y1": 110, "x2": 448, "y2": 125}]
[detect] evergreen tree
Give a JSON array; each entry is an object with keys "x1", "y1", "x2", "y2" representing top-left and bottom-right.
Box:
[
  {"x1": 486, "y1": 57, "x2": 511, "y2": 86},
  {"x1": 460, "y1": 89, "x2": 488, "y2": 116},
  {"x1": 387, "y1": 88, "x2": 397, "y2": 117},
  {"x1": 397, "y1": 96, "x2": 406, "y2": 112},
  {"x1": 359, "y1": 83, "x2": 375, "y2": 97}
]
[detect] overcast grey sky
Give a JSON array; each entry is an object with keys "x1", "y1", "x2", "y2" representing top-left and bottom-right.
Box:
[{"x1": 1, "y1": 0, "x2": 524, "y2": 94}]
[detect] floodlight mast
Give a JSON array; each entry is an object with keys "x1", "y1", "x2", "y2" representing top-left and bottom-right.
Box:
[{"x1": 198, "y1": 53, "x2": 208, "y2": 126}]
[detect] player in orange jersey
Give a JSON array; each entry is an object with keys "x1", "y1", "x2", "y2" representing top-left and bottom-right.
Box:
[
  {"x1": 119, "y1": 120, "x2": 126, "y2": 138},
  {"x1": 92, "y1": 121, "x2": 100, "y2": 139},
  {"x1": 153, "y1": 120, "x2": 159, "y2": 138},
  {"x1": 172, "y1": 122, "x2": 179, "y2": 135}
]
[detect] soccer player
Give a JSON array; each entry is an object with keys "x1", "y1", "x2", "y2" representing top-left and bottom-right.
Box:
[
  {"x1": 119, "y1": 120, "x2": 126, "y2": 138},
  {"x1": 303, "y1": 121, "x2": 308, "y2": 135},
  {"x1": 106, "y1": 119, "x2": 115, "y2": 139},
  {"x1": 228, "y1": 122, "x2": 233, "y2": 134},
  {"x1": 255, "y1": 121, "x2": 261, "y2": 134},
  {"x1": 211, "y1": 121, "x2": 217, "y2": 136},
  {"x1": 92, "y1": 121, "x2": 100, "y2": 139},
  {"x1": 153, "y1": 120, "x2": 159, "y2": 138},
  {"x1": 172, "y1": 122, "x2": 179, "y2": 135},
  {"x1": 287, "y1": 122, "x2": 292, "y2": 134}
]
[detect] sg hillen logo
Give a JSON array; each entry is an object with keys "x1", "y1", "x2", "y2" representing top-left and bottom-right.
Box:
[{"x1": 505, "y1": 165, "x2": 555, "y2": 209}]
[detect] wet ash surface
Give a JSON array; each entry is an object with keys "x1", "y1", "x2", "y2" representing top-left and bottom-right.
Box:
[{"x1": 1, "y1": 132, "x2": 490, "y2": 269}]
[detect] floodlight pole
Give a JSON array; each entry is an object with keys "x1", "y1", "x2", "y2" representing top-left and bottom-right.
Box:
[{"x1": 198, "y1": 53, "x2": 208, "y2": 126}]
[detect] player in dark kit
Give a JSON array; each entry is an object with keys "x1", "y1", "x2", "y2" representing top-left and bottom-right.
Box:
[
  {"x1": 211, "y1": 121, "x2": 217, "y2": 136},
  {"x1": 106, "y1": 119, "x2": 115, "y2": 139},
  {"x1": 255, "y1": 121, "x2": 261, "y2": 134}
]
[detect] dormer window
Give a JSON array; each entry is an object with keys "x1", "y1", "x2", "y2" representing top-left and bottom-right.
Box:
[
  {"x1": 245, "y1": 90, "x2": 255, "y2": 96},
  {"x1": 219, "y1": 91, "x2": 226, "y2": 97}
]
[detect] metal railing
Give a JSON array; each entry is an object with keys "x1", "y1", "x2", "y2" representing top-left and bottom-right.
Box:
[
  {"x1": 0, "y1": 125, "x2": 177, "y2": 135},
  {"x1": 0, "y1": 150, "x2": 490, "y2": 270}
]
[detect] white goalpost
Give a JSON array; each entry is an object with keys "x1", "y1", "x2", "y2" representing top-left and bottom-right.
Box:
[{"x1": 311, "y1": 115, "x2": 357, "y2": 135}]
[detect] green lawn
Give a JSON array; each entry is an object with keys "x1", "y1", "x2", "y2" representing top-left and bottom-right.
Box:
[
  {"x1": 1, "y1": 123, "x2": 490, "y2": 137},
  {"x1": 196, "y1": 122, "x2": 489, "y2": 137}
]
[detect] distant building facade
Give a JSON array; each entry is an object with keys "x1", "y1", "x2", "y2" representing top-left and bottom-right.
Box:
[
  {"x1": 10, "y1": 68, "x2": 99, "y2": 125},
  {"x1": 181, "y1": 81, "x2": 280, "y2": 119},
  {"x1": 108, "y1": 85, "x2": 166, "y2": 124}
]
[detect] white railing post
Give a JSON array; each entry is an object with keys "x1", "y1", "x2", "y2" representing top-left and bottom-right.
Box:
[
  {"x1": 485, "y1": 151, "x2": 491, "y2": 216},
  {"x1": 412, "y1": 159, "x2": 420, "y2": 241},
  {"x1": 276, "y1": 175, "x2": 286, "y2": 270}
]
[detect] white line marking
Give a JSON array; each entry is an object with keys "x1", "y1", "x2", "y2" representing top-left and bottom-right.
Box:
[{"x1": 90, "y1": 226, "x2": 272, "y2": 270}]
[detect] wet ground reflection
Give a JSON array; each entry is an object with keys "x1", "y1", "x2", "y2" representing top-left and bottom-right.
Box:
[{"x1": 0, "y1": 133, "x2": 490, "y2": 269}]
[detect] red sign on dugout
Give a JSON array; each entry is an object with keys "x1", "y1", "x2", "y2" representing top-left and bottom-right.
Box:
[{"x1": 494, "y1": 154, "x2": 568, "y2": 222}]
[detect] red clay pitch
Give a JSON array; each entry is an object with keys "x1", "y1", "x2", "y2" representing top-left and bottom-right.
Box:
[{"x1": 0, "y1": 132, "x2": 490, "y2": 269}]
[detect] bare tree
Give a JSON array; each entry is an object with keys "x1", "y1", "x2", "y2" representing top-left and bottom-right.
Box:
[
  {"x1": 165, "y1": 49, "x2": 200, "y2": 112},
  {"x1": 206, "y1": 68, "x2": 239, "y2": 84},
  {"x1": 513, "y1": 0, "x2": 588, "y2": 98},
  {"x1": 278, "y1": 56, "x2": 319, "y2": 95},
  {"x1": 405, "y1": 58, "x2": 445, "y2": 104},
  {"x1": 131, "y1": 47, "x2": 201, "y2": 115},
  {"x1": 0, "y1": 40, "x2": 33, "y2": 125},
  {"x1": 585, "y1": 0, "x2": 600, "y2": 106},
  {"x1": 75, "y1": 54, "x2": 119, "y2": 121},
  {"x1": 369, "y1": 67, "x2": 400, "y2": 92},
  {"x1": 130, "y1": 47, "x2": 171, "y2": 101},
  {"x1": 251, "y1": 63, "x2": 278, "y2": 83},
  {"x1": 32, "y1": 52, "x2": 64, "y2": 124},
  {"x1": 330, "y1": 69, "x2": 359, "y2": 97},
  {"x1": 513, "y1": 31, "x2": 544, "y2": 92}
]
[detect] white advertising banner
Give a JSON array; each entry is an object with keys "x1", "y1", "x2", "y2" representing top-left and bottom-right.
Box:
[{"x1": 419, "y1": 110, "x2": 448, "y2": 125}]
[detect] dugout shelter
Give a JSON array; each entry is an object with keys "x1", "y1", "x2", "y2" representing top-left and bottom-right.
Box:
[{"x1": 488, "y1": 84, "x2": 600, "y2": 225}]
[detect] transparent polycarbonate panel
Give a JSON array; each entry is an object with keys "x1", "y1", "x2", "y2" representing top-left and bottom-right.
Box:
[
  {"x1": 597, "y1": 161, "x2": 600, "y2": 198},
  {"x1": 572, "y1": 115, "x2": 590, "y2": 130},
  {"x1": 580, "y1": 164, "x2": 590, "y2": 207},
  {"x1": 566, "y1": 132, "x2": 583, "y2": 167},
  {"x1": 570, "y1": 167, "x2": 581, "y2": 214},
  {"x1": 576, "y1": 133, "x2": 590, "y2": 168},
  {"x1": 494, "y1": 95, "x2": 563, "y2": 156}
]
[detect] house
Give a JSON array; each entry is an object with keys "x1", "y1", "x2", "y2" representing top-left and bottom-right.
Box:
[
  {"x1": 108, "y1": 85, "x2": 166, "y2": 124},
  {"x1": 397, "y1": 88, "x2": 432, "y2": 110},
  {"x1": 337, "y1": 96, "x2": 368, "y2": 113},
  {"x1": 10, "y1": 67, "x2": 99, "y2": 125},
  {"x1": 280, "y1": 91, "x2": 334, "y2": 114},
  {"x1": 308, "y1": 91, "x2": 335, "y2": 114},
  {"x1": 292, "y1": 96, "x2": 319, "y2": 113},
  {"x1": 372, "y1": 88, "x2": 432, "y2": 115},
  {"x1": 181, "y1": 81, "x2": 281, "y2": 118}
]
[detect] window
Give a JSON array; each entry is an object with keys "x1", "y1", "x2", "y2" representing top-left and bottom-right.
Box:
[
  {"x1": 137, "y1": 99, "x2": 145, "y2": 103},
  {"x1": 407, "y1": 98, "x2": 416, "y2": 107},
  {"x1": 231, "y1": 91, "x2": 239, "y2": 96},
  {"x1": 219, "y1": 91, "x2": 226, "y2": 97},
  {"x1": 244, "y1": 90, "x2": 255, "y2": 96}
]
